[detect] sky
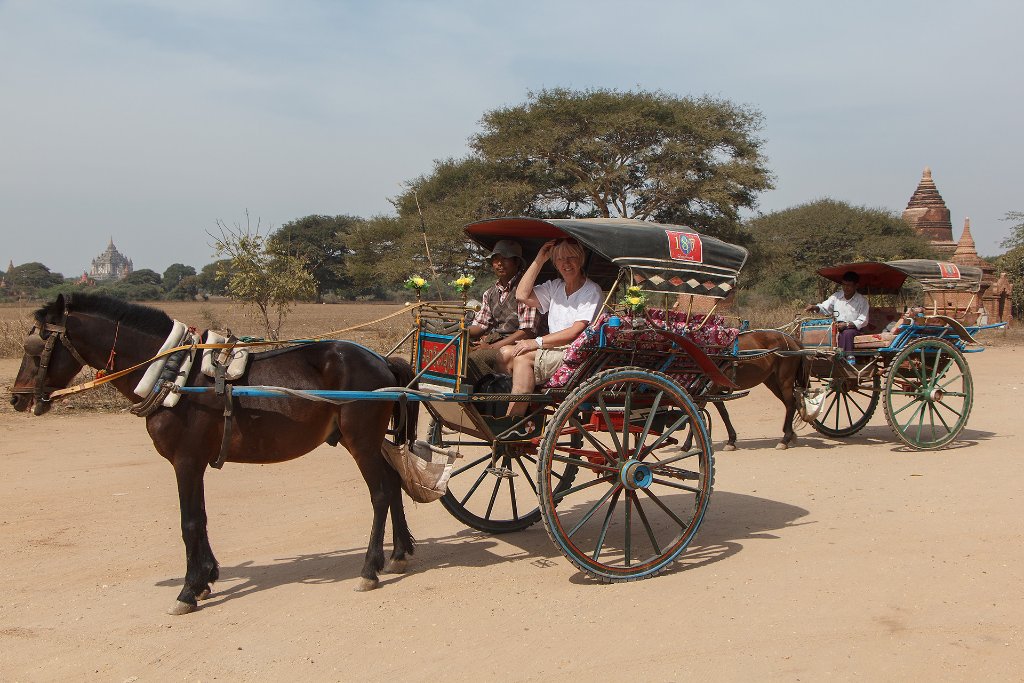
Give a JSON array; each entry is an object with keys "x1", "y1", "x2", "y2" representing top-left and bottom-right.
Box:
[{"x1": 1, "y1": 0, "x2": 1021, "y2": 277}]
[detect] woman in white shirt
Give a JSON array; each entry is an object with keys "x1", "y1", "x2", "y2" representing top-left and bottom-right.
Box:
[{"x1": 499, "y1": 238, "x2": 603, "y2": 418}]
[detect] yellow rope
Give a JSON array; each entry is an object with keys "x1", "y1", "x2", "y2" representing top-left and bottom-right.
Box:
[{"x1": 49, "y1": 302, "x2": 428, "y2": 400}]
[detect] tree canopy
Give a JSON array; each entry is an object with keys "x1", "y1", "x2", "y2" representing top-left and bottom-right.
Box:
[
  {"x1": 354, "y1": 88, "x2": 775, "y2": 291},
  {"x1": 268, "y1": 214, "x2": 360, "y2": 300},
  {"x1": 4, "y1": 262, "x2": 65, "y2": 296},
  {"x1": 1000, "y1": 211, "x2": 1024, "y2": 251},
  {"x1": 472, "y1": 88, "x2": 773, "y2": 233},
  {"x1": 743, "y1": 199, "x2": 935, "y2": 300}
]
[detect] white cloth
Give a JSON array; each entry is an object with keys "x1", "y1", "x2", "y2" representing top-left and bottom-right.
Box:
[
  {"x1": 533, "y1": 278, "x2": 603, "y2": 333},
  {"x1": 816, "y1": 290, "x2": 869, "y2": 330}
]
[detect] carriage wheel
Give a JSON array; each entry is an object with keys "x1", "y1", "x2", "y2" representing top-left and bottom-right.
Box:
[
  {"x1": 810, "y1": 370, "x2": 881, "y2": 438},
  {"x1": 882, "y1": 337, "x2": 973, "y2": 450},
  {"x1": 537, "y1": 368, "x2": 713, "y2": 582},
  {"x1": 432, "y1": 420, "x2": 579, "y2": 534}
]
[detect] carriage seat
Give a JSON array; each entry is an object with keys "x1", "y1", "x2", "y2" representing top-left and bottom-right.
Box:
[
  {"x1": 542, "y1": 310, "x2": 739, "y2": 389},
  {"x1": 853, "y1": 307, "x2": 902, "y2": 349}
]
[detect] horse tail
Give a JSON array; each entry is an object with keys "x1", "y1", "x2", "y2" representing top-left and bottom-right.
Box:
[
  {"x1": 386, "y1": 357, "x2": 419, "y2": 447},
  {"x1": 781, "y1": 329, "x2": 810, "y2": 391}
]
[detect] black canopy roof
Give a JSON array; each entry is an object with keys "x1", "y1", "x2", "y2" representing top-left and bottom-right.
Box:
[
  {"x1": 818, "y1": 259, "x2": 983, "y2": 295},
  {"x1": 464, "y1": 217, "x2": 748, "y2": 298}
]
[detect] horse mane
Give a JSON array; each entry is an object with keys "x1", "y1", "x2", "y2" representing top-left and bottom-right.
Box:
[{"x1": 36, "y1": 293, "x2": 174, "y2": 337}]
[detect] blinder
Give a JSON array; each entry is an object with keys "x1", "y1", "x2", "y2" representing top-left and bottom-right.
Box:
[{"x1": 12, "y1": 309, "x2": 89, "y2": 405}]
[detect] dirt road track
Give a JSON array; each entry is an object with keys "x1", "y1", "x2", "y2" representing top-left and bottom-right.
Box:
[{"x1": 1, "y1": 349, "x2": 1022, "y2": 680}]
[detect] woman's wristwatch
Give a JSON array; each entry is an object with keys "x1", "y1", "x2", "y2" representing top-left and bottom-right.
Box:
[{"x1": 535, "y1": 336, "x2": 544, "y2": 349}]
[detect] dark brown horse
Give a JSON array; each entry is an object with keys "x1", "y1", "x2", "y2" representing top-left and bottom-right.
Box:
[
  {"x1": 10, "y1": 293, "x2": 418, "y2": 614},
  {"x1": 710, "y1": 328, "x2": 807, "y2": 450}
]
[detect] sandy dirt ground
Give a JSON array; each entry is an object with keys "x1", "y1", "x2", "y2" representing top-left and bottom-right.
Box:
[{"x1": 2, "y1": 347, "x2": 1023, "y2": 681}]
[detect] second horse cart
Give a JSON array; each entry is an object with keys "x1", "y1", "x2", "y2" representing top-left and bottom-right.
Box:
[{"x1": 799, "y1": 259, "x2": 1005, "y2": 450}]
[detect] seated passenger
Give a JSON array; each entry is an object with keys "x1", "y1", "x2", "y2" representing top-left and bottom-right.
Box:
[
  {"x1": 499, "y1": 238, "x2": 602, "y2": 418},
  {"x1": 884, "y1": 305, "x2": 925, "y2": 333},
  {"x1": 805, "y1": 270, "x2": 868, "y2": 359},
  {"x1": 466, "y1": 240, "x2": 539, "y2": 380}
]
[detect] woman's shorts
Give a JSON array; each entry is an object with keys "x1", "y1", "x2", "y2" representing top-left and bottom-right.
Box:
[{"x1": 534, "y1": 348, "x2": 566, "y2": 385}]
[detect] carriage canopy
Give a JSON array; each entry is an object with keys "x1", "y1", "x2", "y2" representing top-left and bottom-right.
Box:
[
  {"x1": 817, "y1": 259, "x2": 983, "y2": 296},
  {"x1": 464, "y1": 217, "x2": 749, "y2": 298}
]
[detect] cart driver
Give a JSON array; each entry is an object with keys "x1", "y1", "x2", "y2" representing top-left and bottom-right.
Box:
[
  {"x1": 466, "y1": 240, "x2": 540, "y2": 380},
  {"x1": 805, "y1": 270, "x2": 869, "y2": 360}
]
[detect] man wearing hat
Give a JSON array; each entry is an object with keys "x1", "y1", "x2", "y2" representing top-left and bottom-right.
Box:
[{"x1": 469, "y1": 239, "x2": 539, "y2": 350}]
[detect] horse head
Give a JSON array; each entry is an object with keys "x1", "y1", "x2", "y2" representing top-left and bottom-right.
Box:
[{"x1": 10, "y1": 294, "x2": 88, "y2": 416}]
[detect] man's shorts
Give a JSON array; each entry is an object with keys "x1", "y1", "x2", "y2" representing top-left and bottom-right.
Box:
[{"x1": 534, "y1": 348, "x2": 566, "y2": 385}]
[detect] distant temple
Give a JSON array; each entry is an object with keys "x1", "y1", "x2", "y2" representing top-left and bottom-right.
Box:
[
  {"x1": 0, "y1": 259, "x2": 12, "y2": 289},
  {"x1": 902, "y1": 168, "x2": 1013, "y2": 323},
  {"x1": 89, "y1": 237, "x2": 133, "y2": 281}
]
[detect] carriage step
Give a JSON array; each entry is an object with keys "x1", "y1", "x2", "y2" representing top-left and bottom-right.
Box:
[{"x1": 485, "y1": 466, "x2": 517, "y2": 479}]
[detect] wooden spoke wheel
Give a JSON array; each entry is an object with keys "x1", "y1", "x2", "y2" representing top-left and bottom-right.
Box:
[
  {"x1": 432, "y1": 420, "x2": 578, "y2": 534},
  {"x1": 883, "y1": 337, "x2": 974, "y2": 450},
  {"x1": 811, "y1": 369, "x2": 881, "y2": 438},
  {"x1": 537, "y1": 369, "x2": 713, "y2": 582}
]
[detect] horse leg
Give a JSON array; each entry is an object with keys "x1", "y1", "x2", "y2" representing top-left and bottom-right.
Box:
[
  {"x1": 168, "y1": 457, "x2": 219, "y2": 615},
  {"x1": 715, "y1": 402, "x2": 738, "y2": 451},
  {"x1": 383, "y1": 465, "x2": 415, "y2": 574},
  {"x1": 346, "y1": 432, "x2": 394, "y2": 591},
  {"x1": 766, "y1": 377, "x2": 797, "y2": 450}
]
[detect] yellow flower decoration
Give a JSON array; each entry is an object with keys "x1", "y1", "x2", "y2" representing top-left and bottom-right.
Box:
[
  {"x1": 451, "y1": 274, "x2": 475, "y2": 293},
  {"x1": 404, "y1": 275, "x2": 429, "y2": 291},
  {"x1": 620, "y1": 285, "x2": 647, "y2": 314}
]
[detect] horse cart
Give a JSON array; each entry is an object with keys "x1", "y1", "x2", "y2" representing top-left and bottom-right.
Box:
[
  {"x1": 798, "y1": 259, "x2": 1006, "y2": 450},
  {"x1": 409, "y1": 217, "x2": 751, "y2": 581},
  {"x1": 11, "y1": 217, "x2": 751, "y2": 610}
]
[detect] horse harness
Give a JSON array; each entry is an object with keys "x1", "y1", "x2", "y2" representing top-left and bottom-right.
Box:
[{"x1": 14, "y1": 305, "x2": 90, "y2": 407}]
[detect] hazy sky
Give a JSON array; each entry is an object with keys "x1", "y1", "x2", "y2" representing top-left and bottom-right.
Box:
[{"x1": 2, "y1": 0, "x2": 1021, "y2": 277}]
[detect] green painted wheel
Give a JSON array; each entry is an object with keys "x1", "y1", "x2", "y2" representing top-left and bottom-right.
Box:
[
  {"x1": 537, "y1": 368, "x2": 713, "y2": 582},
  {"x1": 882, "y1": 337, "x2": 974, "y2": 450},
  {"x1": 432, "y1": 419, "x2": 578, "y2": 534},
  {"x1": 811, "y1": 370, "x2": 881, "y2": 438}
]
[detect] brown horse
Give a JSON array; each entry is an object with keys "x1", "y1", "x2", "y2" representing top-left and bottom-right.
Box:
[
  {"x1": 10, "y1": 293, "x2": 418, "y2": 614},
  {"x1": 710, "y1": 328, "x2": 807, "y2": 450}
]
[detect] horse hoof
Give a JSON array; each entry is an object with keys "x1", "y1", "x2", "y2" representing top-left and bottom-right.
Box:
[
  {"x1": 775, "y1": 442, "x2": 789, "y2": 451},
  {"x1": 722, "y1": 443, "x2": 737, "y2": 451},
  {"x1": 167, "y1": 600, "x2": 196, "y2": 615},
  {"x1": 197, "y1": 588, "x2": 212, "y2": 601},
  {"x1": 383, "y1": 558, "x2": 407, "y2": 574},
  {"x1": 354, "y1": 577, "x2": 380, "y2": 592}
]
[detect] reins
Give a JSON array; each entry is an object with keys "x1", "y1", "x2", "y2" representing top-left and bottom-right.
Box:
[{"x1": 37, "y1": 302, "x2": 429, "y2": 401}]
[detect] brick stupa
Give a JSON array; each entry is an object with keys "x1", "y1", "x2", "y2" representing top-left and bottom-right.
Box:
[{"x1": 902, "y1": 167, "x2": 956, "y2": 258}]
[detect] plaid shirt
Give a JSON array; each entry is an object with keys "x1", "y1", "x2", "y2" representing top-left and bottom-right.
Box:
[{"x1": 475, "y1": 273, "x2": 538, "y2": 337}]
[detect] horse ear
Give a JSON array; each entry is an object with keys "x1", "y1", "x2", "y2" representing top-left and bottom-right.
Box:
[{"x1": 55, "y1": 293, "x2": 65, "y2": 311}]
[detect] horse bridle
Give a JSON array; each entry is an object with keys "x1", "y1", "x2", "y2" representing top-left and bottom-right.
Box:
[{"x1": 13, "y1": 305, "x2": 89, "y2": 406}]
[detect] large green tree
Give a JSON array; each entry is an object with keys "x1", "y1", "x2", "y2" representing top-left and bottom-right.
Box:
[
  {"x1": 268, "y1": 215, "x2": 360, "y2": 301},
  {"x1": 196, "y1": 260, "x2": 230, "y2": 296},
  {"x1": 744, "y1": 199, "x2": 935, "y2": 300},
  {"x1": 366, "y1": 88, "x2": 775, "y2": 292},
  {"x1": 162, "y1": 264, "x2": 196, "y2": 292},
  {"x1": 472, "y1": 88, "x2": 774, "y2": 236},
  {"x1": 5, "y1": 262, "x2": 64, "y2": 296}
]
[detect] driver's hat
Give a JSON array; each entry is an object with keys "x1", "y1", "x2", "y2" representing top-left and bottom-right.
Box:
[{"x1": 487, "y1": 240, "x2": 523, "y2": 259}]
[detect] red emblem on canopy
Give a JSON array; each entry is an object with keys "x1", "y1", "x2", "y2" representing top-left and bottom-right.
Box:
[
  {"x1": 666, "y1": 231, "x2": 703, "y2": 263},
  {"x1": 938, "y1": 262, "x2": 961, "y2": 279}
]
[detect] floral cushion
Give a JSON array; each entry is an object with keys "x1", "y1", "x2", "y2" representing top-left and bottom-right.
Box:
[{"x1": 542, "y1": 309, "x2": 739, "y2": 388}]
